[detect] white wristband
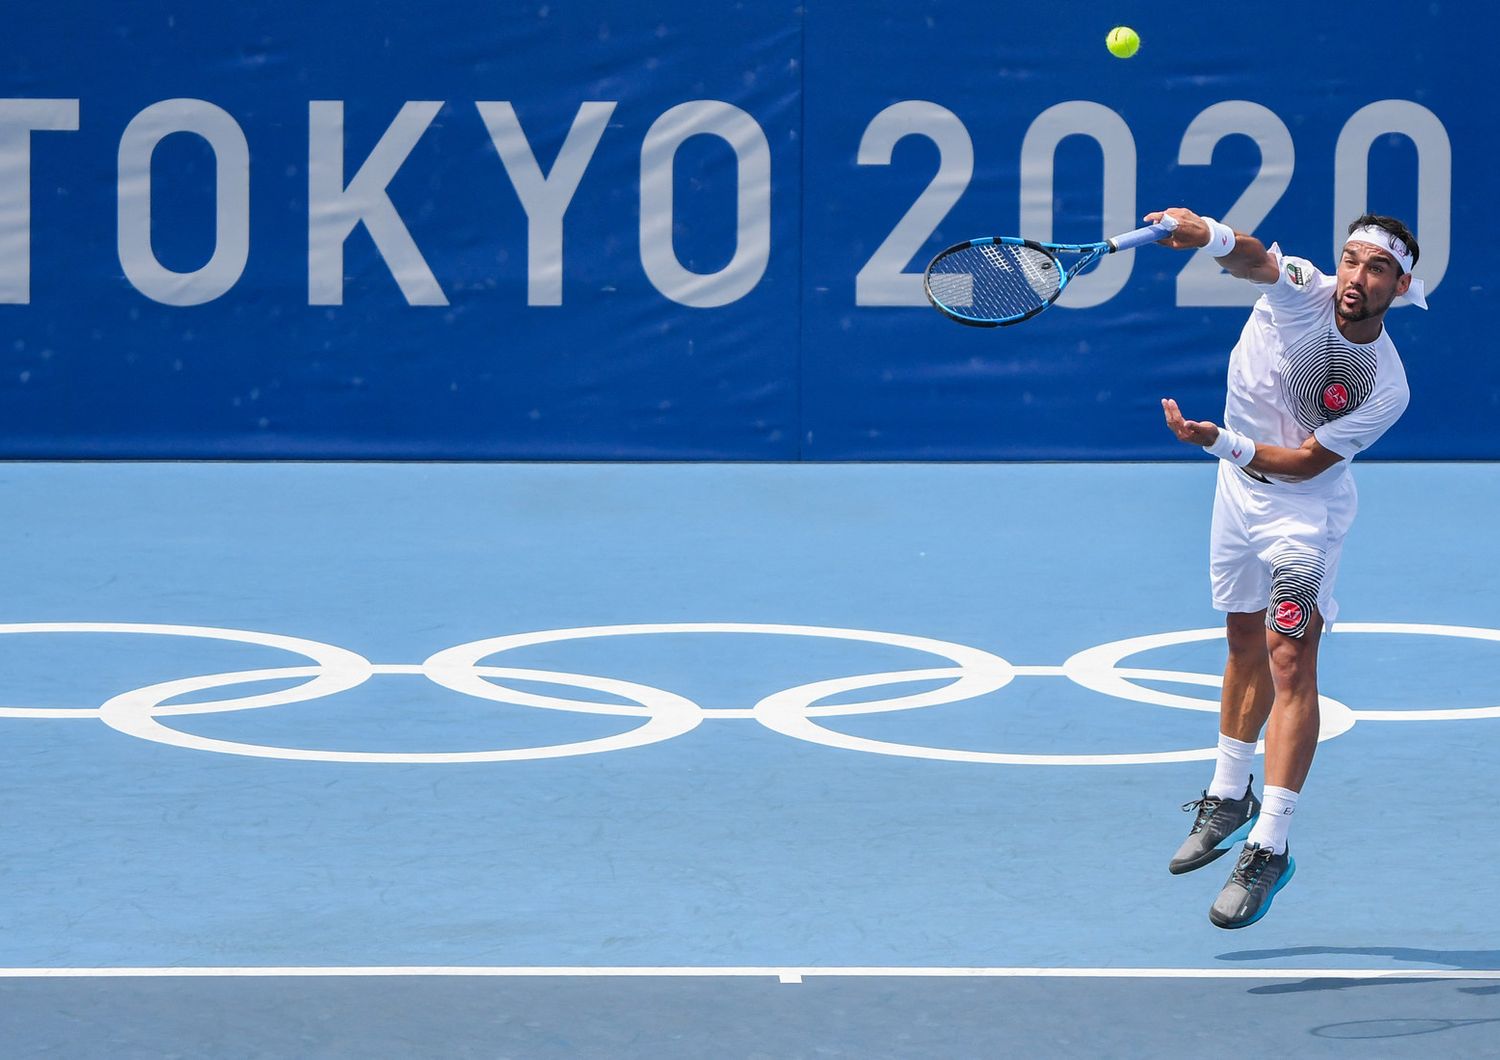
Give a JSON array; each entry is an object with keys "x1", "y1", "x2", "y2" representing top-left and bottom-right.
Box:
[
  {"x1": 1200, "y1": 216, "x2": 1236, "y2": 257},
  {"x1": 1205, "y1": 425, "x2": 1256, "y2": 467}
]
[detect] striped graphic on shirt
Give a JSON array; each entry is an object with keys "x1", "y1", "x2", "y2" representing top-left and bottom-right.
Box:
[
  {"x1": 1279, "y1": 328, "x2": 1379, "y2": 433},
  {"x1": 1266, "y1": 548, "x2": 1325, "y2": 639}
]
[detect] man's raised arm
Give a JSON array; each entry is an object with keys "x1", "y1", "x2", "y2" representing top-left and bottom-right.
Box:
[{"x1": 1144, "y1": 207, "x2": 1280, "y2": 284}]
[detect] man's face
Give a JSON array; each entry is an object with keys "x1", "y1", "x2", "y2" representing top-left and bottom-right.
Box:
[{"x1": 1335, "y1": 240, "x2": 1413, "y2": 323}]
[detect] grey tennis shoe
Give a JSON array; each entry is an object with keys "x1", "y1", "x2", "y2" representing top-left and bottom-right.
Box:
[
  {"x1": 1169, "y1": 781, "x2": 1260, "y2": 875},
  {"x1": 1209, "y1": 843, "x2": 1295, "y2": 929}
]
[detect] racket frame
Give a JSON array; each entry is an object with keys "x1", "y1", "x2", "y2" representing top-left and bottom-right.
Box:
[{"x1": 923, "y1": 217, "x2": 1178, "y2": 328}]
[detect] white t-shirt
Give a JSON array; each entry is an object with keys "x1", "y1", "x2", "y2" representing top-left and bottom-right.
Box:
[{"x1": 1223, "y1": 245, "x2": 1409, "y2": 492}]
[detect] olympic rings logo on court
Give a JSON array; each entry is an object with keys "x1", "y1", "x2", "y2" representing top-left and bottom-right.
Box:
[{"x1": 0, "y1": 621, "x2": 1495, "y2": 766}]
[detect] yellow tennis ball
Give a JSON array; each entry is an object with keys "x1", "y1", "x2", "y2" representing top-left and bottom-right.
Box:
[{"x1": 1106, "y1": 26, "x2": 1140, "y2": 59}]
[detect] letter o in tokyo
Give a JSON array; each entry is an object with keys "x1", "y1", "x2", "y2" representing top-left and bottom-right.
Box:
[
  {"x1": 117, "y1": 99, "x2": 250, "y2": 307},
  {"x1": 639, "y1": 101, "x2": 771, "y2": 308}
]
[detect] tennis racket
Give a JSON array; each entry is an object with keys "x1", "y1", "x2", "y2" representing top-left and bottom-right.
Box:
[{"x1": 924, "y1": 215, "x2": 1179, "y2": 327}]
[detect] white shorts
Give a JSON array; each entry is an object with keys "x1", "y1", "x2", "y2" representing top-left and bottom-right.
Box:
[{"x1": 1209, "y1": 460, "x2": 1358, "y2": 637}]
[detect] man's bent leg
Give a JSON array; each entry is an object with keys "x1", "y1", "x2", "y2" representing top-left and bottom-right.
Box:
[
  {"x1": 1208, "y1": 610, "x2": 1321, "y2": 927},
  {"x1": 1220, "y1": 610, "x2": 1275, "y2": 745},
  {"x1": 1167, "y1": 612, "x2": 1272, "y2": 875},
  {"x1": 1261, "y1": 612, "x2": 1323, "y2": 795}
]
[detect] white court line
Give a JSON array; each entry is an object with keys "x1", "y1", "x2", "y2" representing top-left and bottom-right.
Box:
[
  {"x1": 1, "y1": 966, "x2": 1496, "y2": 980},
  {"x1": 0, "y1": 707, "x2": 99, "y2": 718}
]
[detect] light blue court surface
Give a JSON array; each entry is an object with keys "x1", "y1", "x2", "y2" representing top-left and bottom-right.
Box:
[{"x1": 3, "y1": 462, "x2": 1499, "y2": 1057}]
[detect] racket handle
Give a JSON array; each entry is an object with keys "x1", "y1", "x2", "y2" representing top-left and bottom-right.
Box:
[{"x1": 1109, "y1": 215, "x2": 1179, "y2": 252}]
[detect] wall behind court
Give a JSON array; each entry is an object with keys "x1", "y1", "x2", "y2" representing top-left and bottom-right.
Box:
[{"x1": 0, "y1": 2, "x2": 1487, "y2": 459}]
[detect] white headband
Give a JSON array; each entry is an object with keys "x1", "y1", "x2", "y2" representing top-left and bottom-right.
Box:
[{"x1": 1344, "y1": 225, "x2": 1427, "y2": 309}]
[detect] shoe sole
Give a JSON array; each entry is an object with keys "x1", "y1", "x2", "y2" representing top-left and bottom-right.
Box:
[
  {"x1": 1208, "y1": 857, "x2": 1296, "y2": 930},
  {"x1": 1168, "y1": 813, "x2": 1258, "y2": 875}
]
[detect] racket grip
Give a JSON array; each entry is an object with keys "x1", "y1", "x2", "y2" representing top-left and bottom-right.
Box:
[{"x1": 1110, "y1": 215, "x2": 1179, "y2": 252}]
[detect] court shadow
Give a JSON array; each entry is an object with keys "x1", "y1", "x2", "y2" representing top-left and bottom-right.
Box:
[
  {"x1": 1310, "y1": 1017, "x2": 1500, "y2": 1041},
  {"x1": 1215, "y1": 946, "x2": 1500, "y2": 995}
]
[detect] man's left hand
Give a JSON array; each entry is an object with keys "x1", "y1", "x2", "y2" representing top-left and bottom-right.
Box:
[{"x1": 1162, "y1": 398, "x2": 1220, "y2": 447}]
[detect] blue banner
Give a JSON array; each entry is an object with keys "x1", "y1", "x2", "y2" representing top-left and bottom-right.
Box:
[{"x1": 0, "y1": 2, "x2": 1487, "y2": 458}]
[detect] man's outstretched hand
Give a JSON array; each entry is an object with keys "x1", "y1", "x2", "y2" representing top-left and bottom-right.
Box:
[{"x1": 1162, "y1": 398, "x2": 1220, "y2": 447}]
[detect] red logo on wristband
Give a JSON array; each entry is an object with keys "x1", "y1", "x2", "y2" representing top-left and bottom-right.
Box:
[{"x1": 1322, "y1": 383, "x2": 1349, "y2": 412}]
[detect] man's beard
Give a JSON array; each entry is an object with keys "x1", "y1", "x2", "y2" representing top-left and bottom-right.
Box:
[{"x1": 1336, "y1": 288, "x2": 1391, "y2": 323}]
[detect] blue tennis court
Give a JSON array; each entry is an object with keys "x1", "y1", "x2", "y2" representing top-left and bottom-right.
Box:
[
  {"x1": 2, "y1": 461, "x2": 1497, "y2": 1056},
  {"x1": 5, "y1": 2, "x2": 1491, "y2": 1053}
]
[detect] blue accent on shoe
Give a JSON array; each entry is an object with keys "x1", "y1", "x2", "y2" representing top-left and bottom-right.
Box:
[
  {"x1": 1216, "y1": 814, "x2": 1258, "y2": 851},
  {"x1": 1227, "y1": 856, "x2": 1295, "y2": 928}
]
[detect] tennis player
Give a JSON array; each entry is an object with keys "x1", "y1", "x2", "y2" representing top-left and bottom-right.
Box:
[{"x1": 1145, "y1": 207, "x2": 1423, "y2": 928}]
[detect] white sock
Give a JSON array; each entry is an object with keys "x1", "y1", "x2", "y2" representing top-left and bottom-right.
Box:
[
  {"x1": 1247, "y1": 786, "x2": 1299, "y2": 854},
  {"x1": 1207, "y1": 733, "x2": 1257, "y2": 799}
]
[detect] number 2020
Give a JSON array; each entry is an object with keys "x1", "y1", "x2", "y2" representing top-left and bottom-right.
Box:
[{"x1": 855, "y1": 99, "x2": 1450, "y2": 309}]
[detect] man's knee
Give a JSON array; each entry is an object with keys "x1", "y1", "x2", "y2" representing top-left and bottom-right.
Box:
[
  {"x1": 1267, "y1": 616, "x2": 1321, "y2": 690},
  {"x1": 1226, "y1": 611, "x2": 1268, "y2": 656}
]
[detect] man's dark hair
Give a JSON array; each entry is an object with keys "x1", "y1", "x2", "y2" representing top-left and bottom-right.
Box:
[{"x1": 1348, "y1": 214, "x2": 1420, "y2": 270}]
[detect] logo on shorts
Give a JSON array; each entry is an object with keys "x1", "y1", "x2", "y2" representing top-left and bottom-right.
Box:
[
  {"x1": 1274, "y1": 601, "x2": 1305, "y2": 631},
  {"x1": 1322, "y1": 382, "x2": 1350, "y2": 412}
]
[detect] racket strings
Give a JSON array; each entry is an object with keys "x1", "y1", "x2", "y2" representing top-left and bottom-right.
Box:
[{"x1": 927, "y1": 243, "x2": 1061, "y2": 321}]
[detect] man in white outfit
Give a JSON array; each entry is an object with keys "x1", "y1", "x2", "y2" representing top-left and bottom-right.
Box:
[{"x1": 1146, "y1": 206, "x2": 1424, "y2": 928}]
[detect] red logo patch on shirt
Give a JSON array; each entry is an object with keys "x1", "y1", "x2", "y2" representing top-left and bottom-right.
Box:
[
  {"x1": 1274, "y1": 601, "x2": 1304, "y2": 631},
  {"x1": 1322, "y1": 383, "x2": 1349, "y2": 411}
]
